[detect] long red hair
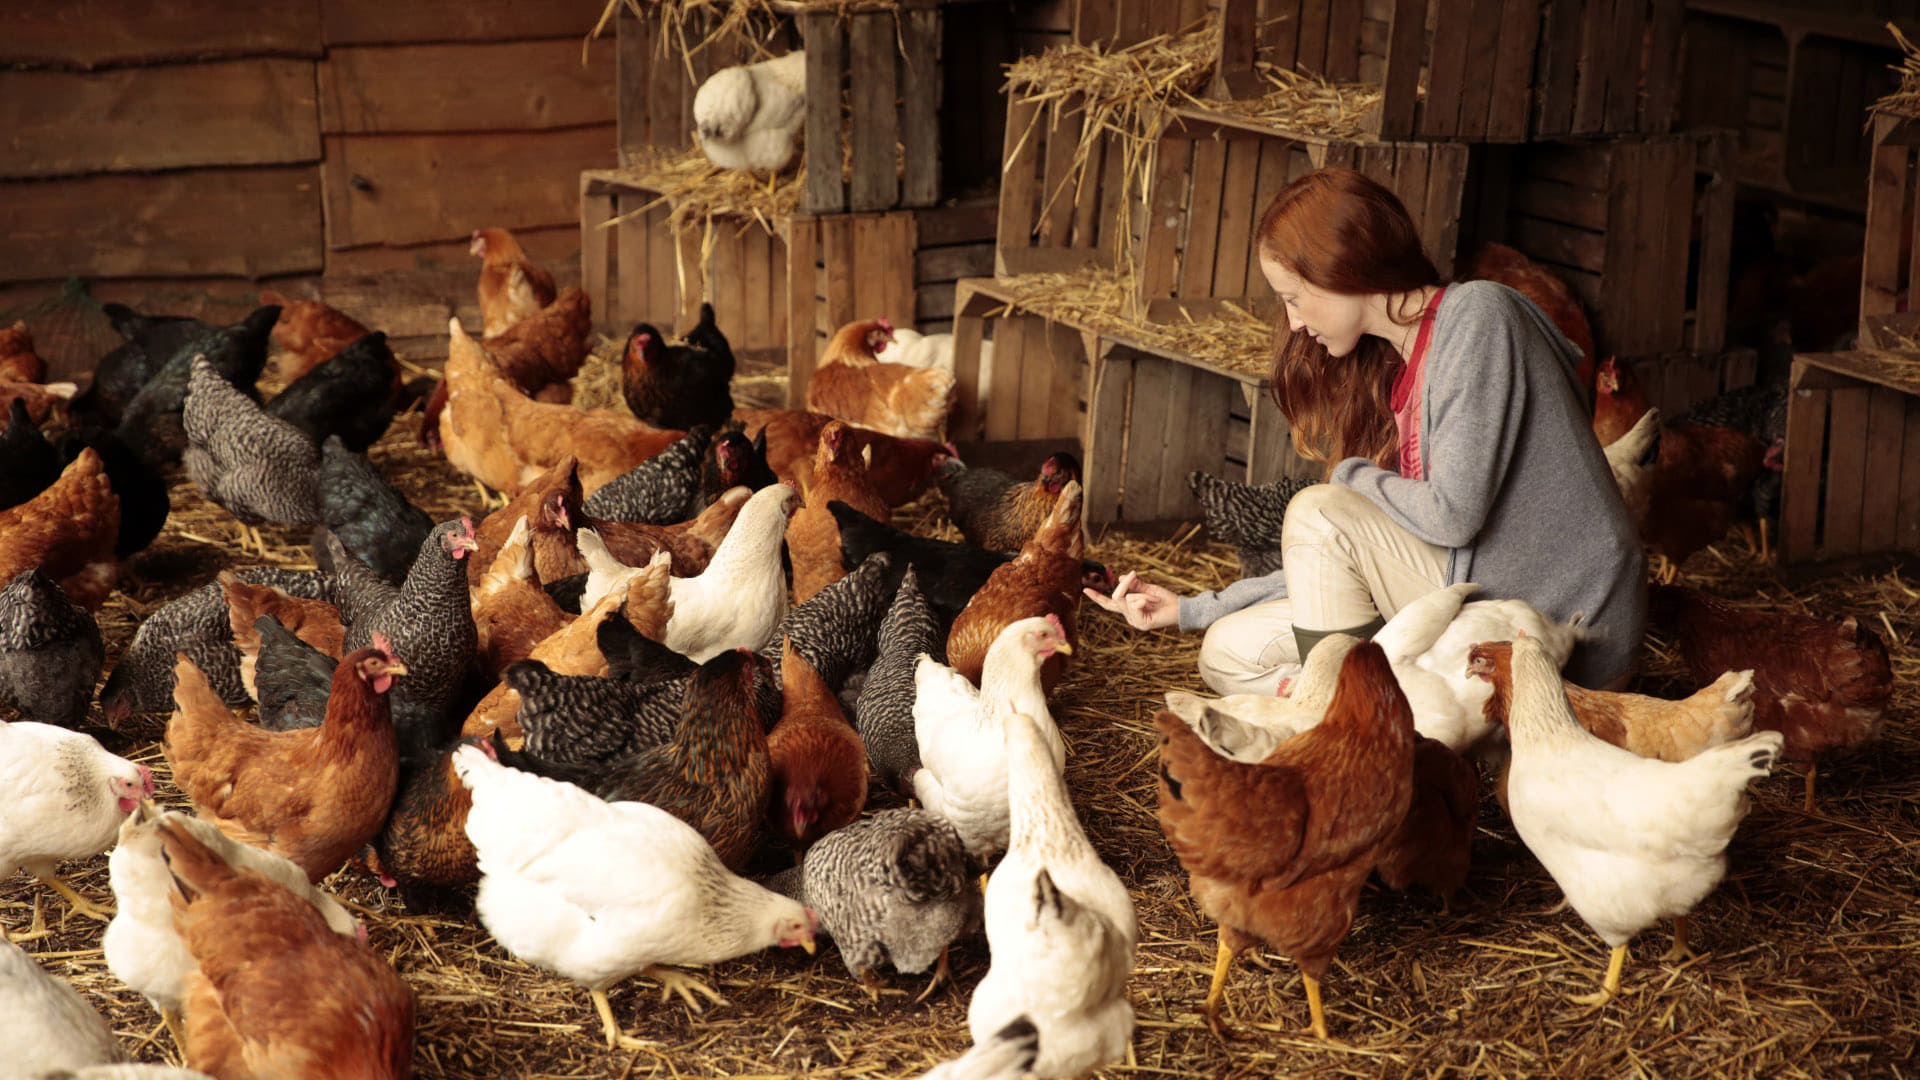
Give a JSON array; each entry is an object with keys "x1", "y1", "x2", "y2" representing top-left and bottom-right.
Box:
[{"x1": 1258, "y1": 169, "x2": 1441, "y2": 470}]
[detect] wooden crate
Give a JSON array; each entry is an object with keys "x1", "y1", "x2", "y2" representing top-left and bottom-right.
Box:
[
  {"x1": 612, "y1": 4, "x2": 761, "y2": 164},
  {"x1": 795, "y1": 3, "x2": 941, "y2": 214},
  {"x1": 1780, "y1": 347, "x2": 1920, "y2": 562},
  {"x1": 1072, "y1": 0, "x2": 1211, "y2": 48},
  {"x1": 1487, "y1": 130, "x2": 1736, "y2": 360},
  {"x1": 1211, "y1": 0, "x2": 1682, "y2": 142},
  {"x1": 1138, "y1": 109, "x2": 1470, "y2": 319},
  {"x1": 1860, "y1": 114, "x2": 1920, "y2": 328},
  {"x1": 784, "y1": 209, "x2": 921, "y2": 404},
  {"x1": 994, "y1": 90, "x2": 1141, "y2": 277}
]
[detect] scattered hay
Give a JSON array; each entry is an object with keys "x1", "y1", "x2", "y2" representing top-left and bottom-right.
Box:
[
  {"x1": 7, "y1": 342, "x2": 1917, "y2": 1078},
  {"x1": 1871, "y1": 23, "x2": 1920, "y2": 122},
  {"x1": 1202, "y1": 65, "x2": 1384, "y2": 141},
  {"x1": 986, "y1": 266, "x2": 1275, "y2": 380}
]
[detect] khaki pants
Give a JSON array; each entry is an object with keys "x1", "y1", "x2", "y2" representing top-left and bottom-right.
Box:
[{"x1": 1197, "y1": 484, "x2": 1449, "y2": 696}]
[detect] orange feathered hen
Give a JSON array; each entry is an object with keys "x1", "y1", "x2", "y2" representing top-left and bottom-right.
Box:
[
  {"x1": 0, "y1": 447, "x2": 119, "y2": 610},
  {"x1": 804, "y1": 317, "x2": 956, "y2": 441},
  {"x1": 946, "y1": 480, "x2": 1085, "y2": 693},
  {"x1": 258, "y1": 291, "x2": 373, "y2": 384},
  {"x1": 786, "y1": 419, "x2": 890, "y2": 603}
]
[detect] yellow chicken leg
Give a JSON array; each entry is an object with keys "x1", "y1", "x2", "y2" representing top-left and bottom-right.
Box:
[
  {"x1": 1573, "y1": 944, "x2": 1628, "y2": 1005},
  {"x1": 1201, "y1": 935, "x2": 1236, "y2": 1040},
  {"x1": 39, "y1": 874, "x2": 114, "y2": 922},
  {"x1": 161, "y1": 1005, "x2": 188, "y2": 1054},
  {"x1": 1660, "y1": 916, "x2": 1694, "y2": 964},
  {"x1": 912, "y1": 944, "x2": 953, "y2": 1004},
  {"x1": 643, "y1": 965, "x2": 728, "y2": 1012},
  {"x1": 2, "y1": 894, "x2": 47, "y2": 944},
  {"x1": 1757, "y1": 518, "x2": 1773, "y2": 564},
  {"x1": 1302, "y1": 969, "x2": 1330, "y2": 1041}
]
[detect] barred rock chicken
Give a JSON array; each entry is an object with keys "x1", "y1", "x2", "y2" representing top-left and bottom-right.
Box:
[
  {"x1": 582, "y1": 426, "x2": 716, "y2": 525},
  {"x1": 913, "y1": 617, "x2": 1071, "y2": 862},
  {"x1": 509, "y1": 659, "x2": 685, "y2": 766},
  {"x1": 1, "y1": 719, "x2": 153, "y2": 927},
  {"x1": 183, "y1": 356, "x2": 322, "y2": 530},
  {"x1": 0, "y1": 569, "x2": 103, "y2": 728},
  {"x1": 1470, "y1": 639, "x2": 1756, "y2": 763},
  {"x1": 1, "y1": 397, "x2": 61, "y2": 510},
  {"x1": 764, "y1": 550, "x2": 896, "y2": 695},
  {"x1": 789, "y1": 420, "x2": 890, "y2": 603},
  {"x1": 1187, "y1": 472, "x2": 1312, "y2": 579},
  {"x1": 115, "y1": 304, "x2": 278, "y2": 470},
  {"x1": 472, "y1": 226, "x2": 558, "y2": 339},
  {"x1": 1492, "y1": 635, "x2": 1781, "y2": 1002},
  {"x1": 0, "y1": 446, "x2": 120, "y2": 611},
  {"x1": 806, "y1": 317, "x2": 956, "y2": 441},
  {"x1": 100, "y1": 567, "x2": 331, "y2": 719},
  {"x1": 494, "y1": 648, "x2": 773, "y2": 870},
  {"x1": 1, "y1": 938, "x2": 128, "y2": 1072},
  {"x1": 105, "y1": 804, "x2": 362, "y2": 1051},
  {"x1": 0, "y1": 320, "x2": 45, "y2": 383},
  {"x1": 973, "y1": 711, "x2": 1136, "y2": 1076},
  {"x1": 262, "y1": 331, "x2": 402, "y2": 453},
  {"x1": 765, "y1": 808, "x2": 980, "y2": 997},
  {"x1": 73, "y1": 303, "x2": 209, "y2": 431},
  {"x1": 455, "y1": 745, "x2": 817, "y2": 1049},
  {"x1": 258, "y1": 290, "x2": 372, "y2": 383},
  {"x1": 767, "y1": 640, "x2": 869, "y2": 848},
  {"x1": 1458, "y1": 240, "x2": 1597, "y2": 388},
  {"x1": 338, "y1": 518, "x2": 479, "y2": 720},
  {"x1": 946, "y1": 480, "x2": 1085, "y2": 693},
  {"x1": 621, "y1": 308, "x2": 736, "y2": 431},
  {"x1": 165, "y1": 644, "x2": 407, "y2": 884},
  {"x1": 1649, "y1": 584, "x2": 1893, "y2": 809},
  {"x1": 938, "y1": 452, "x2": 1082, "y2": 554},
  {"x1": 735, "y1": 406, "x2": 951, "y2": 507},
  {"x1": 1155, "y1": 642, "x2": 1415, "y2": 1040},
  {"x1": 157, "y1": 818, "x2": 416, "y2": 1079},
  {"x1": 693, "y1": 50, "x2": 808, "y2": 173},
  {"x1": 855, "y1": 566, "x2": 944, "y2": 791},
  {"x1": 316, "y1": 436, "x2": 434, "y2": 583}
]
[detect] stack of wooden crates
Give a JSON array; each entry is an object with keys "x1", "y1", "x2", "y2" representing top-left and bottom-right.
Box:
[
  {"x1": 579, "y1": 0, "x2": 1017, "y2": 379},
  {"x1": 955, "y1": 0, "x2": 1751, "y2": 529}
]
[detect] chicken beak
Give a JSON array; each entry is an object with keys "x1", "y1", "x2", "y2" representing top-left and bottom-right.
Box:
[
  {"x1": 385, "y1": 660, "x2": 411, "y2": 678},
  {"x1": 1052, "y1": 641, "x2": 1074, "y2": 656},
  {"x1": 801, "y1": 938, "x2": 818, "y2": 956}
]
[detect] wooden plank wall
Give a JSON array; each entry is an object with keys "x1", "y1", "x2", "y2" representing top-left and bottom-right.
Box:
[
  {"x1": 786, "y1": 211, "x2": 919, "y2": 406},
  {"x1": 801, "y1": 7, "x2": 944, "y2": 215},
  {"x1": 0, "y1": 0, "x2": 611, "y2": 377}
]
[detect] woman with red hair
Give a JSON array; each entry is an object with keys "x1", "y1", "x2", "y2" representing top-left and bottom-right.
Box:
[{"x1": 1086, "y1": 168, "x2": 1643, "y2": 692}]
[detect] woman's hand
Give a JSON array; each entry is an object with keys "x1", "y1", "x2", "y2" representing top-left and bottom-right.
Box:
[{"x1": 1082, "y1": 571, "x2": 1181, "y2": 631}]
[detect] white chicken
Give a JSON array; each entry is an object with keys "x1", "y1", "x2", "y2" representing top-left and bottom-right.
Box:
[
  {"x1": 911, "y1": 616, "x2": 1070, "y2": 861},
  {"x1": 918, "y1": 1015, "x2": 1039, "y2": 1080},
  {"x1": 1160, "y1": 633, "x2": 1359, "y2": 762},
  {"x1": 693, "y1": 50, "x2": 808, "y2": 173},
  {"x1": 454, "y1": 745, "x2": 817, "y2": 1050},
  {"x1": 104, "y1": 803, "x2": 362, "y2": 1050},
  {"x1": 1602, "y1": 406, "x2": 1661, "y2": 530},
  {"x1": 662, "y1": 483, "x2": 796, "y2": 662},
  {"x1": 574, "y1": 529, "x2": 670, "y2": 614},
  {"x1": 878, "y1": 328, "x2": 956, "y2": 372},
  {"x1": 1, "y1": 720, "x2": 152, "y2": 934},
  {"x1": 1370, "y1": 582, "x2": 1584, "y2": 758},
  {"x1": 1, "y1": 937, "x2": 126, "y2": 1074},
  {"x1": 971, "y1": 711, "x2": 1135, "y2": 1078},
  {"x1": 1498, "y1": 635, "x2": 1782, "y2": 1003}
]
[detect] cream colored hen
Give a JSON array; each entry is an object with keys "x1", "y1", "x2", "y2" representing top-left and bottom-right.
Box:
[{"x1": 693, "y1": 51, "x2": 808, "y2": 173}]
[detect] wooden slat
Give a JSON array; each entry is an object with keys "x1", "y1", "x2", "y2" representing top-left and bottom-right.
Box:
[
  {"x1": 1268, "y1": 0, "x2": 1304, "y2": 77},
  {"x1": 1423, "y1": 145, "x2": 1470, "y2": 278},
  {"x1": 1513, "y1": 217, "x2": 1607, "y2": 278},
  {"x1": 1822, "y1": 387, "x2": 1872, "y2": 555},
  {"x1": 1634, "y1": 139, "x2": 1683, "y2": 357},
  {"x1": 1148, "y1": 363, "x2": 1197, "y2": 518},
  {"x1": 803, "y1": 12, "x2": 845, "y2": 213},
  {"x1": 1603, "y1": 0, "x2": 1645, "y2": 132},
  {"x1": 1641, "y1": 0, "x2": 1682, "y2": 131},
  {"x1": 709, "y1": 221, "x2": 745, "y2": 339},
  {"x1": 1899, "y1": 397, "x2": 1920, "y2": 553},
  {"x1": 1244, "y1": 140, "x2": 1294, "y2": 293},
  {"x1": 320, "y1": 39, "x2": 613, "y2": 135},
  {"x1": 648, "y1": 10, "x2": 691, "y2": 150},
  {"x1": 785, "y1": 218, "x2": 818, "y2": 405},
  {"x1": 997, "y1": 95, "x2": 1043, "y2": 275},
  {"x1": 1212, "y1": 139, "x2": 1262, "y2": 301},
  {"x1": 1122, "y1": 356, "x2": 1174, "y2": 519},
  {"x1": 915, "y1": 242, "x2": 996, "y2": 282},
  {"x1": 1069, "y1": 107, "x2": 1105, "y2": 250},
  {"x1": 1354, "y1": 143, "x2": 1397, "y2": 191},
  {"x1": 322, "y1": 127, "x2": 613, "y2": 250},
  {"x1": 1534, "y1": 0, "x2": 1584, "y2": 136},
  {"x1": 849, "y1": 11, "x2": 901, "y2": 212},
  {"x1": 1371, "y1": 0, "x2": 1427, "y2": 139},
  {"x1": 1046, "y1": 320, "x2": 1085, "y2": 440},
  {"x1": 900, "y1": 7, "x2": 941, "y2": 207},
  {"x1": 320, "y1": 0, "x2": 604, "y2": 44},
  {"x1": 1017, "y1": 317, "x2": 1056, "y2": 439},
  {"x1": 615, "y1": 5, "x2": 652, "y2": 161},
  {"x1": 1083, "y1": 348, "x2": 1133, "y2": 525},
  {"x1": 823, "y1": 216, "x2": 859, "y2": 333},
  {"x1": 986, "y1": 316, "x2": 1027, "y2": 441},
  {"x1": 1453, "y1": 0, "x2": 1508, "y2": 140},
  {"x1": 1325, "y1": 0, "x2": 1363, "y2": 81},
  {"x1": 0, "y1": 60, "x2": 319, "y2": 179},
  {"x1": 1693, "y1": 147, "x2": 1734, "y2": 353},
  {"x1": 949, "y1": 283, "x2": 986, "y2": 439},
  {"x1": 1038, "y1": 97, "x2": 1085, "y2": 248},
  {"x1": 1180, "y1": 137, "x2": 1230, "y2": 298},
  {"x1": 1075, "y1": 0, "x2": 1118, "y2": 46},
  {"x1": 1099, "y1": 125, "x2": 1136, "y2": 263},
  {"x1": 1419, "y1": 0, "x2": 1474, "y2": 138},
  {"x1": 648, "y1": 205, "x2": 682, "y2": 336},
  {"x1": 1571, "y1": 0, "x2": 1616, "y2": 134},
  {"x1": 1392, "y1": 141, "x2": 1432, "y2": 261},
  {"x1": 1295, "y1": 0, "x2": 1331, "y2": 77},
  {"x1": 1862, "y1": 136, "x2": 1910, "y2": 321},
  {"x1": 2, "y1": 1, "x2": 322, "y2": 67},
  {"x1": 742, "y1": 225, "x2": 775, "y2": 359},
  {"x1": 1486, "y1": 0, "x2": 1542, "y2": 141},
  {"x1": 1212, "y1": 0, "x2": 1263, "y2": 98},
  {"x1": 0, "y1": 166, "x2": 323, "y2": 282},
  {"x1": 1178, "y1": 374, "x2": 1236, "y2": 513},
  {"x1": 580, "y1": 173, "x2": 613, "y2": 333},
  {"x1": 1138, "y1": 135, "x2": 1193, "y2": 304},
  {"x1": 1511, "y1": 174, "x2": 1609, "y2": 231},
  {"x1": 613, "y1": 199, "x2": 652, "y2": 331},
  {"x1": 1860, "y1": 387, "x2": 1906, "y2": 552}
]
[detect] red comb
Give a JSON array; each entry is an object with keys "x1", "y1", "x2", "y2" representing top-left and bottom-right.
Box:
[
  {"x1": 1044, "y1": 613, "x2": 1064, "y2": 636},
  {"x1": 372, "y1": 631, "x2": 394, "y2": 657}
]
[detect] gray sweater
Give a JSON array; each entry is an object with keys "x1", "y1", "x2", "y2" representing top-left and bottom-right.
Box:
[{"x1": 1178, "y1": 280, "x2": 1645, "y2": 688}]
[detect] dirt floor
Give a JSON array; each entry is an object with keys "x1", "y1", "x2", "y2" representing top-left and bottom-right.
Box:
[{"x1": 5, "y1": 297, "x2": 1918, "y2": 1079}]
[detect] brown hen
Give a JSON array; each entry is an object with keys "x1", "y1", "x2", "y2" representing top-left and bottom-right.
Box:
[
  {"x1": 221, "y1": 570, "x2": 347, "y2": 700},
  {"x1": 470, "y1": 515, "x2": 570, "y2": 679},
  {"x1": 0, "y1": 447, "x2": 120, "y2": 610},
  {"x1": 258, "y1": 291, "x2": 373, "y2": 384},
  {"x1": 165, "y1": 643, "x2": 406, "y2": 884},
  {"x1": 767, "y1": 638, "x2": 869, "y2": 848},
  {"x1": 1372, "y1": 735, "x2": 1479, "y2": 903},
  {"x1": 472, "y1": 225, "x2": 558, "y2": 339},
  {"x1": 734, "y1": 406, "x2": 951, "y2": 507},
  {"x1": 945, "y1": 480, "x2": 1084, "y2": 693},
  {"x1": 804, "y1": 317, "x2": 956, "y2": 440},
  {"x1": 159, "y1": 817, "x2": 415, "y2": 1079},
  {"x1": 788, "y1": 419, "x2": 890, "y2": 603},
  {"x1": 0, "y1": 320, "x2": 46, "y2": 383},
  {"x1": 1155, "y1": 641, "x2": 1416, "y2": 1040}
]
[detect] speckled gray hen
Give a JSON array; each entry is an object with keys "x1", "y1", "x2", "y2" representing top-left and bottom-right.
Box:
[
  {"x1": 182, "y1": 356, "x2": 322, "y2": 525},
  {"x1": 855, "y1": 565, "x2": 943, "y2": 791},
  {"x1": 341, "y1": 517, "x2": 479, "y2": 719},
  {"x1": 0, "y1": 569, "x2": 103, "y2": 728},
  {"x1": 580, "y1": 425, "x2": 713, "y2": 524},
  {"x1": 765, "y1": 807, "x2": 979, "y2": 982}
]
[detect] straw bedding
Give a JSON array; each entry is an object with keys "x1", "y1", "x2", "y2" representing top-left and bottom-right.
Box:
[{"x1": 5, "y1": 335, "x2": 1916, "y2": 1078}]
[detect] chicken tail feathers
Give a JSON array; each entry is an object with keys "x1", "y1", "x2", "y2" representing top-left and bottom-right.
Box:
[{"x1": 889, "y1": 816, "x2": 972, "y2": 904}]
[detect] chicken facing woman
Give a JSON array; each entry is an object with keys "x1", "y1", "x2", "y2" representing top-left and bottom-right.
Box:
[{"x1": 1086, "y1": 168, "x2": 1643, "y2": 693}]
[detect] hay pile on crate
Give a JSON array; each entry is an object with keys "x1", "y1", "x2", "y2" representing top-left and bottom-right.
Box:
[
  {"x1": 987, "y1": 266, "x2": 1276, "y2": 380},
  {"x1": 1870, "y1": 23, "x2": 1920, "y2": 121},
  {"x1": 8, "y1": 341, "x2": 1919, "y2": 1077}
]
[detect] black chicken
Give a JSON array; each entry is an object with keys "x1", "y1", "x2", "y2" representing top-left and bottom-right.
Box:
[
  {"x1": 703, "y1": 428, "x2": 779, "y2": 505},
  {"x1": 0, "y1": 398, "x2": 61, "y2": 510},
  {"x1": 314, "y1": 436, "x2": 434, "y2": 583},
  {"x1": 114, "y1": 304, "x2": 280, "y2": 468},
  {"x1": 263, "y1": 331, "x2": 401, "y2": 452},
  {"x1": 70, "y1": 302, "x2": 211, "y2": 430},
  {"x1": 619, "y1": 303, "x2": 735, "y2": 430},
  {"x1": 54, "y1": 428, "x2": 169, "y2": 557}
]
